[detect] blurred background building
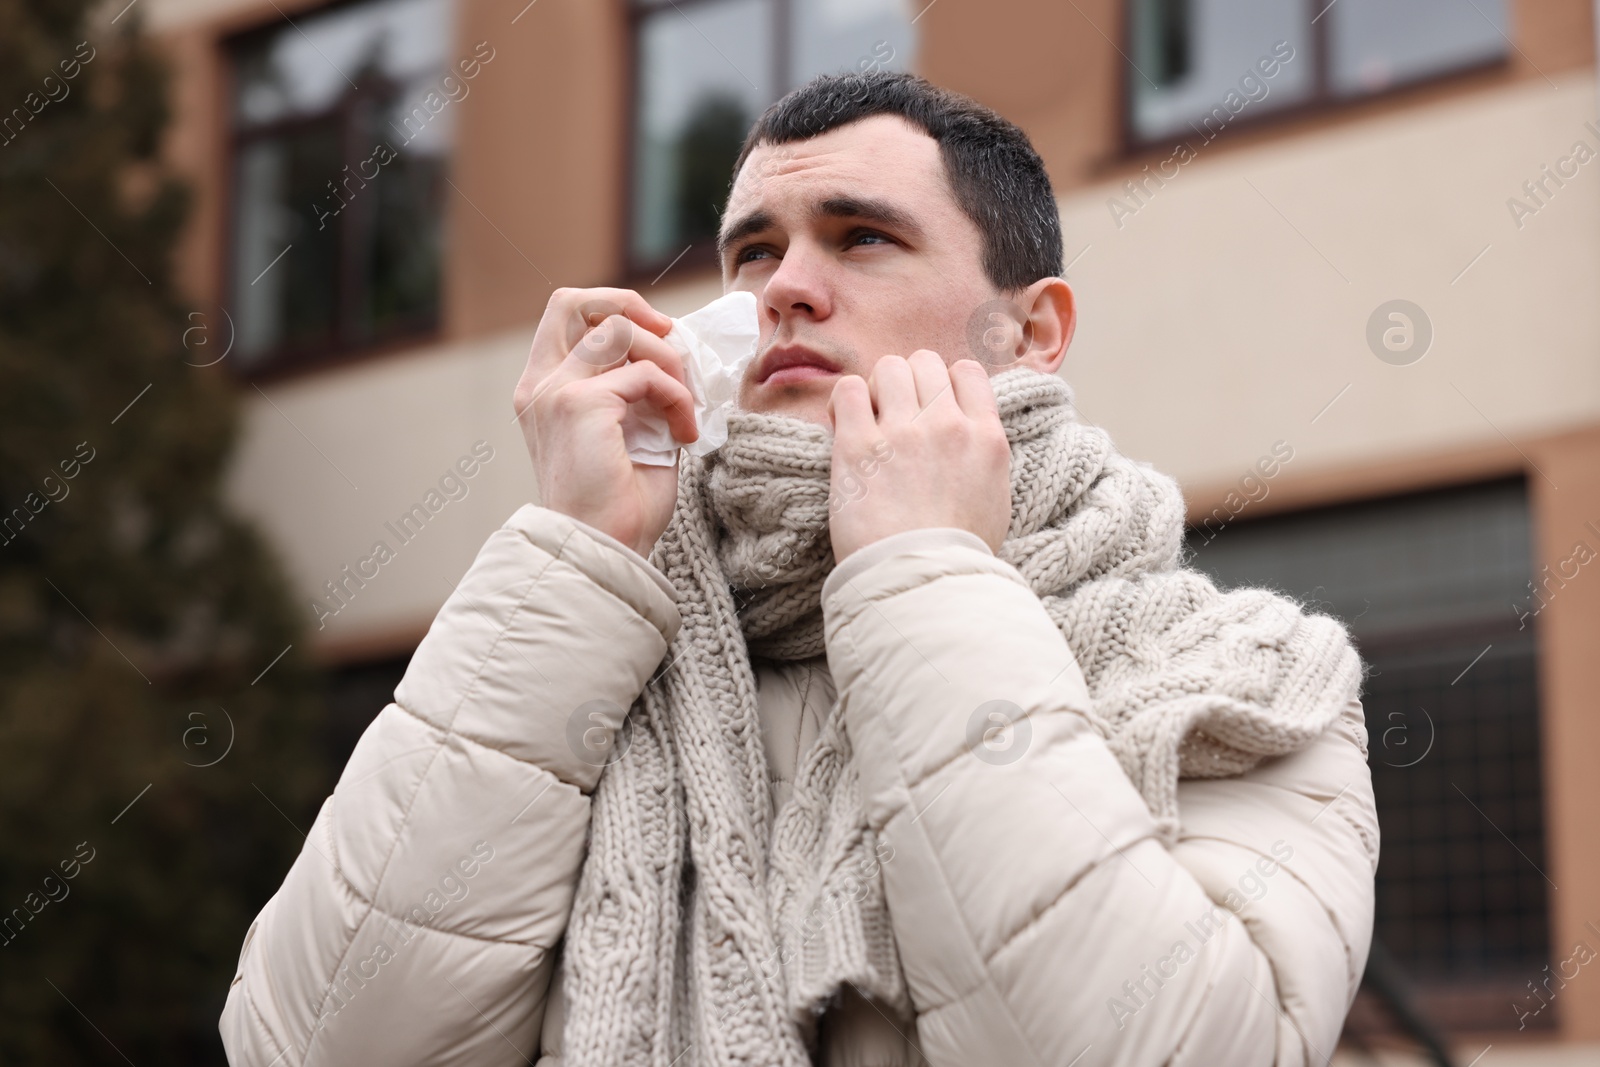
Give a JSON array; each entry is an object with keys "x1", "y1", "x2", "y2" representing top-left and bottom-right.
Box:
[{"x1": 137, "y1": 0, "x2": 1600, "y2": 1060}]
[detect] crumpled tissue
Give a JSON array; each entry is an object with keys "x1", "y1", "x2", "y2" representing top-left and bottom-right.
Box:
[{"x1": 620, "y1": 290, "x2": 761, "y2": 467}]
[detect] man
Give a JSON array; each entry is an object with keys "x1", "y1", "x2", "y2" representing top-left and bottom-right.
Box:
[{"x1": 221, "y1": 72, "x2": 1377, "y2": 1067}]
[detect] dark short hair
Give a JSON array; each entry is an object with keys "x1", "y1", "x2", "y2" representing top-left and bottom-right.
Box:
[{"x1": 730, "y1": 71, "x2": 1063, "y2": 293}]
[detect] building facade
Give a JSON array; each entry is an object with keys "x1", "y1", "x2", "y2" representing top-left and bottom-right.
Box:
[{"x1": 143, "y1": 0, "x2": 1600, "y2": 1056}]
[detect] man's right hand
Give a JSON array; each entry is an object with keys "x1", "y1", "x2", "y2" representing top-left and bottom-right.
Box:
[{"x1": 514, "y1": 287, "x2": 698, "y2": 559}]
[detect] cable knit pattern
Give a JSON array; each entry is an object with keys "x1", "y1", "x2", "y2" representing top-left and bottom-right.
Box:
[
  {"x1": 710, "y1": 415, "x2": 836, "y2": 662},
  {"x1": 559, "y1": 365, "x2": 1366, "y2": 1067}
]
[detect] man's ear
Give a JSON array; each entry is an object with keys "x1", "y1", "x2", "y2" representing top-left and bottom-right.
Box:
[{"x1": 1010, "y1": 276, "x2": 1076, "y2": 376}]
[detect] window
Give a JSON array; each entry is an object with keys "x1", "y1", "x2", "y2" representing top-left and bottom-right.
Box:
[
  {"x1": 628, "y1": 0, "x2": 918, "y2": 275},
  {"x1": 325, "y1": 650, "x2": 414, "y2": 769},
  {"x1": 227, "y1": 0, "x2": 455, "y2": 375},
  {"x1": 1126, "y1": 0, "x2": 1510, "y2": 145},
  {"x1": 1184, "y1": 479, "x2": 1549, "y2": 1017}
]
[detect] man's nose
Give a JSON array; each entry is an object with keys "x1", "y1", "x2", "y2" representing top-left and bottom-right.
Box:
[{"x1": 761, "y1": 242, "x2": 832, "y2": 326}]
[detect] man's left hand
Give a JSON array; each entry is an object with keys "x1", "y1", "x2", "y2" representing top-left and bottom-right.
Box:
[{"x1": 825, "y1": 350, "x2": 1012, "y2": 562}]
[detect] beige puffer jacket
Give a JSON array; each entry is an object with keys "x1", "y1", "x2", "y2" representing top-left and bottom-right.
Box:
[{"x1": 220, "y1": 503, "x2": 1379, "y2": 1067}]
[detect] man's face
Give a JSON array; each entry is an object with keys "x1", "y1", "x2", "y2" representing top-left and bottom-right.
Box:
[{"x1": 719, "y1": 115, "x2": 1010, "y2": 424}]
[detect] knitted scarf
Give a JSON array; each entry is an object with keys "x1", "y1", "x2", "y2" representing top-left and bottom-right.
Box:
[{"x1": 559, "y1": 365, "x2": 1365, "y2": 1066}]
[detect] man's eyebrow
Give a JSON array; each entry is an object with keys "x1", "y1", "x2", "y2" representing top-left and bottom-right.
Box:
[
  {"x1": 717, "y1": 196, "x2": 926, "y2": 265},
  {"x1": 812, "y1": 195, "x2": 925, "y2": 241},
  {"x1": 717, "y1": 209, "x2": 774, "y2": 264}
]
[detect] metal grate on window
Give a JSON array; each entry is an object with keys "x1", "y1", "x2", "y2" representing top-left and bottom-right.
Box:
[{"x1": 1183, "y1": 477, "x2": 1548, "y2": 984}]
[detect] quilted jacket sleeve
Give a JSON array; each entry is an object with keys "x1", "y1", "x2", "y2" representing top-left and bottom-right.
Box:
[
  {"x1": 220, "y1": 504, "x2": 681, "y2": 1067},
  {"x1": 820, "y1": 528, "x2": 1378, "y2": 1067}
]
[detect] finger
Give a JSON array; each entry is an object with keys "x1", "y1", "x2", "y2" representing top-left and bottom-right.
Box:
[
  {"x1": 906, "y1": 349, "x2": 956, "y2": 413},
  {"x1": 558, "y1": 286, "x2": 674, "y2": 340},
  {"x1": 828, "y1": 374, "x2": 876, "y2": 442},
  {"x1": 525, "y1": 287, "x2": 675, "y2": 388},
  {"x1": 537, "y1": 319, "x2": 691, "y2": 406},
  {"x1": 628, "y1": 328, "x2": 692, "y2": 393},
  {"x1": 568, "y1": 313, "x2": 636, "y2": 370},
  {"x1": 593, "y1": 318, "x2": 691, "y2": 387},
  {"x1": 869, "y1": 354, "x2": 918, "y2": 423},
  {"x1": 562, "y1": 292, "x2": 674, "y2": 380},
  {"x1": 949, "y1": 358, "x2": 1001, "y2": 423},
  {"x1": 597, "y1": 359, "x2": 700, "y2": 443}
]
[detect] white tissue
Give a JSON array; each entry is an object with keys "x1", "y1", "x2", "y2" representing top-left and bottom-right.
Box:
[{"x1": 621, "y1": 290, "x2": 761, "y2": 467}]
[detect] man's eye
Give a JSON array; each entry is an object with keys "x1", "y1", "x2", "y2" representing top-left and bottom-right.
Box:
[
  {"x1": 847, "y1": 230, "x2": 892, "y2": 247},
  {"x1": 734, "y1": 246, "x2": 772, "y2": 265}
]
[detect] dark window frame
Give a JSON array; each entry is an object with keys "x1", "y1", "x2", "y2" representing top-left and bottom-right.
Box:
[
  {"x1": 219, "y1": 0, "x2": 448, "y2": 385},
  {"x1": 620, "y1": 0, "x2": 797, "y2": 286},
  {"x1": 1116, "y1": 0, "x2": 1515, "y2": 157},
  {"x1": 1181, "y1": 473, "x2": 1554, "y2": 1030}
]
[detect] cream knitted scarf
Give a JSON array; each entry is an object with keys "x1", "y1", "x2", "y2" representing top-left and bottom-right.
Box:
[{"x1": 559, "y1": 365, "x2": 1364, "y2": 1066}]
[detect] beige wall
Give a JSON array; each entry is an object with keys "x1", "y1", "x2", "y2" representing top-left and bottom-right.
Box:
[
  {"x1": 220, "y1": 326, "x2": 533, "y2": 661},
  {"x1": 443, "y1": 0, "x2": 628, "y2": 338},
  {"x1": 1059, "y1": 72, "x2": 1600, "y2": 499},
  {"x1": 219, "y1": 272, "x2": 723, "y2": 662}
]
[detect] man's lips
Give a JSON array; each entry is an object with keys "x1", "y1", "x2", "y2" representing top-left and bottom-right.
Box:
[
  {"x1": 761, "y1": 365, "x2": 839, "y2": 386},
  {"x1": 754, "y1": 345, "x2": 842, "y2": 386}
]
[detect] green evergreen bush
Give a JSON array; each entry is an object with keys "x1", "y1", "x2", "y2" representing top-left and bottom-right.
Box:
[{"x1": 0, "y1": 1, "x2": 332, "y2": 1060}]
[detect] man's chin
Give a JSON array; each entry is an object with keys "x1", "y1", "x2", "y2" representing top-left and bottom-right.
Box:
[{"x1": 737, "y1": 379, "x2": 838, "y2": 427}]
